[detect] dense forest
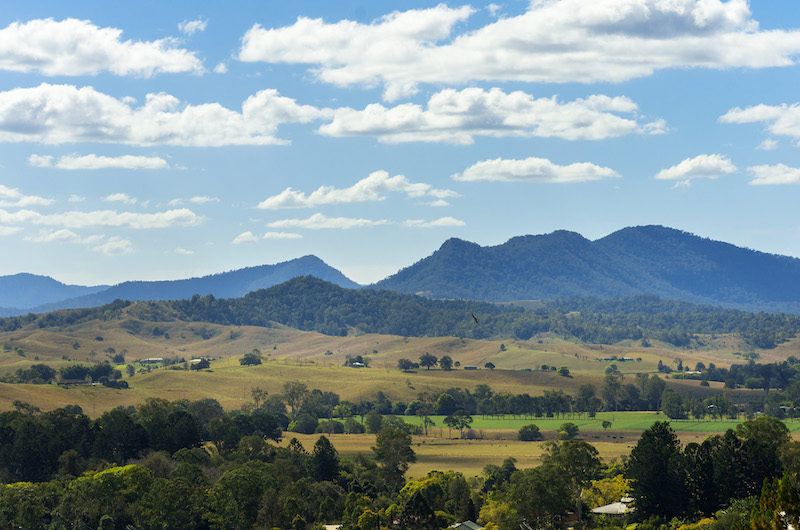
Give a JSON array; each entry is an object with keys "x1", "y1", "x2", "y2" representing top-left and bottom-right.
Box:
[
  {"x1": 2, "y1": 390, "x2": 799, "y2": 529},
  {"x1": 2, "y1": 276, "x2": 799, "y2": 350}
]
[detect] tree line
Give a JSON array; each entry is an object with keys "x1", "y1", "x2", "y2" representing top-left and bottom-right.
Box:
[{"x1": 2, "y1": 278, "x2": 800, "y2": 349}]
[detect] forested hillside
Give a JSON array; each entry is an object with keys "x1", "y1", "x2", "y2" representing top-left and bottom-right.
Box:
[
  {"x1": 2, "y1": 277, "x2": 799, "y2": 350},
  {"x1": 373, "y1": 225, "x2": 800, "y2": 313},
  {"x1": 2, "y1": 255, "x2": 358, "y2": 316}
]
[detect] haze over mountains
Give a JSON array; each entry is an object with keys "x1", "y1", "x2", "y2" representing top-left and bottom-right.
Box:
[{"x1": 3, "y1": 225, "x2": 800, "y2": 316}]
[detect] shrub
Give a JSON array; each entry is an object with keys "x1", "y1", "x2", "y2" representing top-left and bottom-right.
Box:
[{"x1": 518, "y1": 424, "x2": 542, "y2": 441}]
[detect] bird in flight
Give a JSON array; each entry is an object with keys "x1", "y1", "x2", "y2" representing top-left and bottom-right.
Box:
[{"x1": 472, "y1": 313, "x2": 479, "y2": 325}]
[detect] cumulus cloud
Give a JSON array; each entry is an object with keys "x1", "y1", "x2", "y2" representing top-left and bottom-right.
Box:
[
  {"x1": 453, "y1": 157, "x2": 621, "y2": 183},
  {"x1": 0, "y1": 184, "x2": 54, "y2": 207},
  {"x1": 68, "y1": 195, "x2": 86, "y2": 203},
  {"x1": 179, "y1": 19, "x2": 207, "y2": 36},
  {"x1": 238, "y1": 0, "x2": 800, "y2": 100},
  {"x1": 0, "y1": 84, "x2": 329, "y2": 147},
  {"x1": 318, "y1": 88, "x2": 664, "y2": 144},
  {"x1": 175, "y1": 247, "x2": 195, "y2": 255},
  {"x1": 103, "y1": 193, "x2": 137, "y2": 205},
  {"x1": 0, "y1": 208, "x2": 201, "y2": 229},
  {"x1": 29, "y1": 153, "x2": 170, "y2": 170},
  {"x1": 233, "y1": 231, "x2": 259, "y2": 244},
  {"x1": 403, "y1": 217, "x2": 465, "y2": 228},
  {"x1": 214, "y1": 62, "x2": 228, "y2": 74},
  {"x1": 747, "y1": 164, "x2": 800, "y2": 185},
  {"x1": 720, "y1": 103, "x2": 800, "y2": 144},
  {"x1": 654, "y1": 154, "x2": 737, "y2": 183},
  {"x1": 24, "y1": 229, "x2": 134, "y2": 256},
  {"x1": 756, "y1": 139, "x2": 779, "y2": 151},
  {"x1": 232, "y1": 230, "x2": 302, "y2": 244},
  {"x1": 258, "y1": 170, "x2": 457, "y2": 209},
  {"x1": 0, "y1": 18, "x2": 203, "y2": 77},
  {"x1": 268, "y1": 213, "x2": 388, "y2": 230}
]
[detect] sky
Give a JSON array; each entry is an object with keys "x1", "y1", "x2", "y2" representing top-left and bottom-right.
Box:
[{"x1": 2, "y1": 0, "x2": 800, "y2": 287}]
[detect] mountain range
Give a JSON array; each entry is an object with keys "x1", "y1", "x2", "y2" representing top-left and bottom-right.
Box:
[
  {"x1": 0, "y1": 255, "x2": 358, "y2": 316},
  {"x1": 3, "y1": 225, "x2": 800, "y2": 315}
]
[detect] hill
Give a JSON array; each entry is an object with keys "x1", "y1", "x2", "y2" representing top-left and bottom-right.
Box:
[
  {"x1": 1, "y1": 255, "x2": 359, "y2": 316},
  {"x1": 373, "y1": 225, "x2": 800, "y2": 313},
  {"x1": 0, "y1": 273, "x2": 108, "y2": 314}
]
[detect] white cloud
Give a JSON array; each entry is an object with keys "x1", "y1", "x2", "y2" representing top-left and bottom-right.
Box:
[
  {"x1": 28, "y1": 154, "x2": 53, "y2": 168},
  {"x1": 169, "y1": 196, "x2": 220, "y2": 206},
  {"x1": 179, "y1": 19, "x2": 207, "y2": 36},
  {"x1": 25, "y1": 229, "x2": 103, "y2": 244},
  {"x1": 103, "y1": 193, "x2": 137, "y2": 205},
  {"x1": 258, "y1": 170, "x2": 457, "y2": 209},
  {"x1": 0, "y1": 84, "x2": 329, "y2": 147},
  {"x1": 319, "y1": 88, "x2": 663, "y2": 144},
  {"x1": 233, "y1": 231, "x2": 259, "y2": 244},
  {"x1": 24, "y1": 229, "x2": 132, "y2": 255},
  {"x1": 30, "y1": 153, "x2": 170, "y2": 170},
  {"x1": 0, "y1": 226, "x2": 23, "y2": 236},
  {"x1": 238, "y1": 0, "x2": 800, "y2": 100},
  {"x1": 0, "y1": 184, "x2": 54, "y2": 207},
  {"x1": 263, "y1": 231, "x2": 302, "y2": 239},
  {"x1": 239, "y1": 5, "x2": 475, "y2": 100},
  {"x1": 453, "y1": 157, "x2": 621, "y2": 183},
  {"x1": 403, "y1": 217, "x2": 465, "y2": 228},
  {"x1": 94, "y1": 236, "x2": 134, "y2": 256},
  {"x1": 68, "y1": 194, "x2": 86, "y2": 203},
  {"x1": 720, "y1": 103, "x2": 800, "y2": 144},
  {"x1": 757, "y1": 138, "x2": 779, "y2": 151},
  {"x1": 747, "y1": 164, "x2": 800, "y2": 185},
  {"x1": 654, "y1": 154, "x2": 737, "y2": 182},
  {"x1": 233, "y1": 231, "x2": 301, "y2": 244},
  {"x1": 268, "y1": 213, "x2": 388, "y2": 230},
  {"x1": 214, "y1": 62, "x2": 228, "y2": 74},
  {"x1": 0, "y1": 208, "x2": 201, "y2": 229},
  {"x1": 175, "y1": 247, "x2": 195, "y2": 255},
  {"x1": 0, "y1": 18, "x2": 203, "y2": 77}
]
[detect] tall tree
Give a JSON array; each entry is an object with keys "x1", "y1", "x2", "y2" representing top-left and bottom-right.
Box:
[
  {"x1": 626, "y1": 421, "x2": 686, "y2": 520},
  {"x1": 372, "y1": 427, "x2": 416, "y2": 490}
]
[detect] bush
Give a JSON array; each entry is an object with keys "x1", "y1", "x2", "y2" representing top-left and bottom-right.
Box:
[
  {"x1": 289, "y1": 413, "x2": 319, "y2": 434},
  {"x1": 518, "y1": 424, "x2": 543, "y2": 441}
]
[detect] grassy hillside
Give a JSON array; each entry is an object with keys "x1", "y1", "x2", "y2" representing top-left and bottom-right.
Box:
[{"x1": 1, "y1": 307, "x2": 797, "y2": 416}]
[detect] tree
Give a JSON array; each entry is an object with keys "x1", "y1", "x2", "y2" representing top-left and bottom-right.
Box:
[
  {"x1": 626, "y1": 421, "x2": 686, "y2": 520},
  {"x1": 602, "y1": 420, "x2": 612, "y2": 430},
  {"x1": 661, "y1": 389, "x2": 686, "y2": 419},
  {"x1": 484, "y1": 362, "x2": 495, "y2": 370},
  {"x1": 443, "y1": 410, "x2": 472, "y2": 438},
  {"x1": 282, "y1": 381, "x2": 309, "y2": 420},
  {"x1": 397, "y1": 358, "x2": 414, "y2": 372},
  {"x1": 542, "y1": 440, "x2": 602, "y2": 523},
  {"x1": 190, "y1": 358, "x2": 210, "y2": 370},
  {"x1": 602, "y1": 373, "x2": 622, "y2": 411},
  {"x1": 439, "y1": 355, "x2": 454, "y2": 371},
  {"x1": 310, "y1": 435, "x2": 339, "y2": 482},
  {"x1": 419, "y1": 353, "x2": 438, "y2": 370},
  {"x1": 557, "y1": 366, "x2": 570, "y2": 377},
  {"x1": 518, "y1": 424, "x2": 542, "y2": 441},
  {"x1": 557, "y1": 422, "x2": 579, "y2": 440},
  {"x1": 373, "y1": 427, "x2": 416, "y2": 490},
  {"x1": 240, "y1": 352, "x2": 262, "y2": 366}
]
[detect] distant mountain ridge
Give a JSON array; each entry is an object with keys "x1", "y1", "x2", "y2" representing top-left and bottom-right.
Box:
[
  {"x1": 0, "y1": 255, "x2": 359, "y2": 316},
  {"x1": 372, "y1": 225, "x2": 800, "y2": 313},
  {"x1": 5, "y1": 226, "x2": 800, "y2": 316}
]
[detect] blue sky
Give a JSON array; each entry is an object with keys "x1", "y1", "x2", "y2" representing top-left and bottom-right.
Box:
[{"x1": 2, "y1": 0, "x2": 800, "y2": 286}]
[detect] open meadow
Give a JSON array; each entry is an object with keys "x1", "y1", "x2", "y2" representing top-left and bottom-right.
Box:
[{"x1": 2, "y1": 317, "x2": 800, "y2": 479}]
